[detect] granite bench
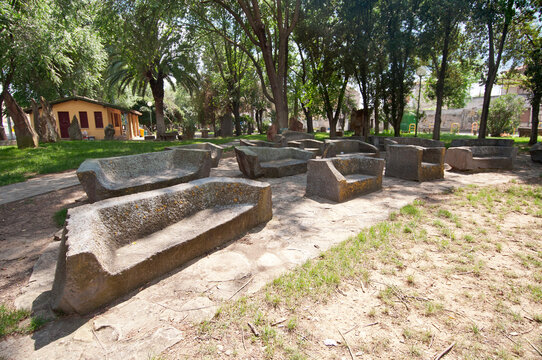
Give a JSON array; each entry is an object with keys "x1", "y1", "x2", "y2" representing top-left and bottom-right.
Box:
[
  {"x1": 239, "y1": 139, "x2": 280, "y2": 148},
  {"x1": 77, "y1": 149, "x2": 211, "y2": 202},
  {"x1": 234, "y1": 146, "x2": 315, "y2": 178},
  {"x1": 51, "y1": 177, "x2": 272, "y2": 315},
  {"x1": 322, "y1": 139, "x2": 380, "y2": 158},
  {"x1": 385, "y1": 144, "x2": 445, "y2": 181},
  {"x1": 165, "y1": 142, "x2": 223, "y2": 168},
  {"x1": 306, "y1": 155, "x2": 385, "y2": 202},
  {"x1": 445, "y1": 146, "x2": 518, "y2": 170},
  {"x1": 287, "y1": 139, "x2": 325, "y2": 156}
]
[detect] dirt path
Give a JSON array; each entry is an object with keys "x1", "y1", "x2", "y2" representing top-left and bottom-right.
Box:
[{"x1": 0, "y1": 154, "x2": 540, "y2": 359}]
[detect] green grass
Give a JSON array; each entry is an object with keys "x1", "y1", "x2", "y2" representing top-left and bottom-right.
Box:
[
  {"x1": 0, "y1": 134, "x2": 269, "y2": 186},
  {"x1": 53, "y1": 209, "x2": 68, "y2": 227},
  {"x1": 0, "y1": 305, "x2": 46, "y2": 338}
]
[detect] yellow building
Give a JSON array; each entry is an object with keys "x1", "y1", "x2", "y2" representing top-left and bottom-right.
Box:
[{"x1": 26, "y1": 96, "x2": 142, "y2": 140}]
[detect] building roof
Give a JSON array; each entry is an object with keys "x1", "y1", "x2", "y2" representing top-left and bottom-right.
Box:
[{"x1": 25, "y1": 96, "x2": 142, "y2": 116}]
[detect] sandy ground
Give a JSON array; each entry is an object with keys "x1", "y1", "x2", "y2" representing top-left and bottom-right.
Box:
[{"x1": 0, "y1": 153, "x2": 540, "y2": 359}]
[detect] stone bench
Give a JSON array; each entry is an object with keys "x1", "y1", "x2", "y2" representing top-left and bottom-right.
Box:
[
  {"x1": 165, "y1": 142, "x2": 223, "y2": 168},
  {"x1": 322, "y1": 139, "x2": 380, "y2": 158},
  {"x1": 530, "y1": 143, "x2": 542, "y2": 163},
  {"x1": 385, "y1": 145, "x2": 445, "y2": 181},
  {"x1": 234, "y1": 146, "x2": 315, "y2": 179},
  {"x1": 306, "y1": 155, "x2": 385, "y2": 202},
  {"x1": 51, "y1": 177, "x2": 272, "y2": 315},
  {"x1": 445, "y1": 146, "x2": 518, "y2": 170},
  {"x1": 239, "y1": 139, "x2": 280, "y2": 148},
  {"x1": 276, "y1": 130, "x2": 315, "y2": 147},
  {"x1": 77, "y1": 149, "x2": 211, "y2": 202},
  {"x1": 287, "y1": 139, "x2": 325, "y2": 156},
  {"x1": 384, "y1": 137, "x2": 445, "y2": 150},
  {"x1": 449, "y1": 138, "x2": 514, "y2": 147}
]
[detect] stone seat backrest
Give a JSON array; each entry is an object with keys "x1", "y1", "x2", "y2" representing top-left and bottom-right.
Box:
[
  {"x1": 279, "y1": 130, "x2": 314, "y2": 146},
  {"x1": 385, "y1": 137, "x2": 444, "y2": 148},
  {"x1": 450, "y1": 139, "x2": 514, "y2": 147},
  {"x1": 330, "y1": 155, "x2": 383, "y2": 177},
  {"x1": 240, "y1": 146, "x2": 314, "y2": 162},
  {"x1": 469, "y1": 146, "x2": 516, "y2": 158},
  {"x1": 324, "y1": 139, "x2": 379, "y2": 157},
  {"x1": 88, "y1": 149, "x2": 206, "y2": 184}
]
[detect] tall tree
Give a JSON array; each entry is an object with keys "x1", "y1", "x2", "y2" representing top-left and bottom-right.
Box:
[
  {"x1": 200, "y1": 0, "x2": 301, "y2": 129},
  {"x1": 295, "y1": 0, "x2": 351, "y2": 137},
  {"x1": 381, "y1": 0, "x2": 421, "y2": 136},
  {"x1": 419, "y1": 0, "x2": 471, "y2": 140},
  {"x1": 101, "y1": 0, "x2": 199, "y2": 139},
  {"x1": 472, "y1": 0, "x2": 524, "y2": 138}
]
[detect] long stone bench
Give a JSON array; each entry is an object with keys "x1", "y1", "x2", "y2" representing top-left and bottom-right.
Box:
[
  {"x1": 239, "y1": 139, "x2": 280, "y2": 148},
  {"x1": 449, "y1": 138, "x2": 514, "y2": 147},
  {"x1": 445, "y1": 146, "x2": 518, "y2": 170},
  {"x1": 77, "y1": 149, "x2": 211, "y2": 203},
  {"x1": 287, "y1": 139, "x2": 325, "y2": 156},
  {"x1": 165, "y1": 143, "x2": 223, "y2": 168},
  {"x1": 234, "y1": 146, "x2": 315, "y2": 179},
  {"x1": 276, "y1": 130, "x2": 315, "y2": 147},
  {"x1": 384, "y1": 137, "x2": 445, "y2": 150},
  {"x1": 306, "y1": 155, "x2": 384, "y2": 202},
  {"x1": 51, "y1": 177, "x2": 273, "y2": 315},
  {"x1": 385, "y1": 144, "x2": 445, "y2": 181},
  {"x1": 322, "y1": 139, "x2": 380, "y2": 158}
]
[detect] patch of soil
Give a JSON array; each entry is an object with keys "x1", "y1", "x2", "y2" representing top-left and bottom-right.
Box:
[{"x1": 0, "y1": 186, "x2": 86, "y2": 306}]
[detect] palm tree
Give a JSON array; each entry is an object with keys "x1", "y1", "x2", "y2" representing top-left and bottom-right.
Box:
[{"x1": 104, "y1": 0, "x2": 199, "y2": 139}]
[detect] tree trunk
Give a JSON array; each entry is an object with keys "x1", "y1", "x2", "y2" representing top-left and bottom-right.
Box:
[
  {"x1": 149, "y1": 76, "x2": 166, "y2": 138},
  {"x1": 478, "y1": 72, "x2": 496, "y2": 139},
  {"x1": 303, "y1": 107, "x2": 314, "y2": 133},
  {"x1": 0, "y1": 95, "x2": 7, "y2": 141},
  {"x1": 3, "y1": 90, "x2": 39, "y2": 148},
  {"x1": 233, "y1": 100, "x2": 241, "y2": 136},
  {"x1": 374, "y1": 97, "x2": 380, "y2": 135},
  {"x1": 530, "y1": 93, "x2": 541, "y2": 145},
  {"x1": 433, "y1": 24, "x2": 451, "y2": 141}
]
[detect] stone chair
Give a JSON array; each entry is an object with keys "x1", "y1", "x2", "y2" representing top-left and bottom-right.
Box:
[
  {"x1": 445, "y1": 146, "x2": 518, "y2": 171},
  {"x1": 77, "y1": 149, "x2": 211, "y2": 202},
  {"x1": 530, "y1": 142, "x2": 542, "y2": 163},
  {"x1": 322, "y1": 139, "x2": 380, "y2": 158},
  {"x1": 385, "y1": 144, "x2": 445, "y2": 181},
  {"x1": 287, "y1": 139, "x2": 325, "y2": 156},
  {"x1": 306, "y1": 155, "x2": 385, "y2": 202},
  {"x1": 165, "y1": 142, "x2": 223, "y2": 168},
  {"x1": 276, "y1": 130, "x2": 315, "y2": 147},
  {"x1": 234, "y1": 146, "x2": 315, "y2": 179},
  {"x1": 239, "y1": 139, "x2": 280, "y2": 148},
  {"x1": 51, "y1": 177, "x2": 272, "y2": 315}
]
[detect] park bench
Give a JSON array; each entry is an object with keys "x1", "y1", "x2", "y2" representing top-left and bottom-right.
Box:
[
  {"x1": 234, "y1": 146, "x2": 315, "y2": 178},
  {"x1": 77, "y1": 149, "x2": 211, "y2": 202},
  {"x1": 385, "y1": 144, "x2": 446, "y2": 181},
  {"x1": 306, "y1": 155, "x2": 384, "y2": 202},
  {"x1": 51, "y1": 177, "x2": 272, "y2": 315},
  {"x1": 166, "y1": 142, "x2": 223, "y2": 168}
]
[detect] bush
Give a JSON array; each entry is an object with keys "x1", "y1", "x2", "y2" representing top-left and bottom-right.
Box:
[{"x1": 485, "y1": 94, "x2": 525, "y2": 137}]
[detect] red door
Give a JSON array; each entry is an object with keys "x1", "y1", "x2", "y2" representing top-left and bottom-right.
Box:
[{"x1": 58, "y1": 112, "x2": 70, "y2": 138}]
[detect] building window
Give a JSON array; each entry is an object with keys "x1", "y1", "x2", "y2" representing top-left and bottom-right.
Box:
[
  {"x1": 79, "y1": 112, "x2": 89, "y2": 128},
  {"x1": 94, "y1": 112, "x2": 104, "y2": 128},
  {"x1": 114, "y1": 113, "x2": 121, "y2": 127}
]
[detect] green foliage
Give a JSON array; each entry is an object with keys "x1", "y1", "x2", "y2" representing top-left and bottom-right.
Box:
[
  {"x1": 484, "y1": 94, "x2": 525, "y2": 136},
  {"x1": 0, "y1": 305, "x2": 29, "y2": 337},
  {"x1": 53, "y1": 209, "x2": 68, "y2": 228}
]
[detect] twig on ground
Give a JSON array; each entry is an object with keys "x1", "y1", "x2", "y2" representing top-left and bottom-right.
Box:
[
  {"x1": 338, "y1": 329, "x2": 355, "y2": 360},
  {"x1": 272, "y1": 318, "x2": 287, "y2": 326},
  {"x1": 360, "y1": 280, "x2": 366, "y2": 293},
  {"x1": 363, "y1": 322, "x2": 379, "y2": 328},
  {"x1": 228, "y1": 276, "x2": 254, "y2": 300},
  {"x1": 432, "y1": 322, "x2": 441, "y2": 331},
  {"x1": 91, "y1": 329, "x2": 107, "y2": 358},
  {"x1": 247, "y1": 322, "x2": 260, "y2": 337},
  {"x1": 429, "y1": 334, "x2": 435, "y2": 349},
  {"x1": 503, "y1": 332, "x2": 518, "y2": 345},
  {"x1": 526, "y1": 339, "x2": 542, "y2": 357},
  {"x1": 241, "y1": 326, "x2": 246, "y2": 351},
  {"x1": 433, "y1": 342, "x2": 455, "y2": 360}
]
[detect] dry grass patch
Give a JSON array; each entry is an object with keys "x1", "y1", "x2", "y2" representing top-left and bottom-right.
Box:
[{"x1": 164, "y1": 182, "x2": 542, "y2": 359}]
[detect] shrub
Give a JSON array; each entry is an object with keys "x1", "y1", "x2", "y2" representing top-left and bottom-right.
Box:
[{"x1": 484, "y1": 94, "x2": 525, "y2": 137}]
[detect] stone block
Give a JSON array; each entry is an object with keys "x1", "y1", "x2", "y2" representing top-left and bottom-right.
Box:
[
  {"x1": 104, "y1": 124, "x2": 115, "y2": 140},
  {"x1": 77, "y1": 149, "x2": 211, "y2": 202},
  {"x1": 287, "y1": 139, "x2": 325, "y2": 156},
  {"x1": 166, "y1": 143, "x2": 223, "y2": 168},
  {"x1": 234, "y1": 146, "x2": 315, "y2": 179},
  {"x1": 385, "y1": 145, "x2": 445, "y2": 182},
  {"x1": 530, "y1": 142, "x2": 542, "y2": 163},
  {"x1": 306, "y1": 155, "x2": 384, "y2": 202},
  {"x1": 323, "y1": 139, "x2": 379, "y2": 158},
  {"x1": 278, "y1": 130, "x2": 314, "y2": 147},
  {"x1": 445, "y1": 146, "x2": 518, "y2": 171},
  {"x1": 51, "y1": 177, "x2": 273, "y2": 315},
  {"x1": 68, "y1": 115, "x2": 83, "y2": 140}
]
